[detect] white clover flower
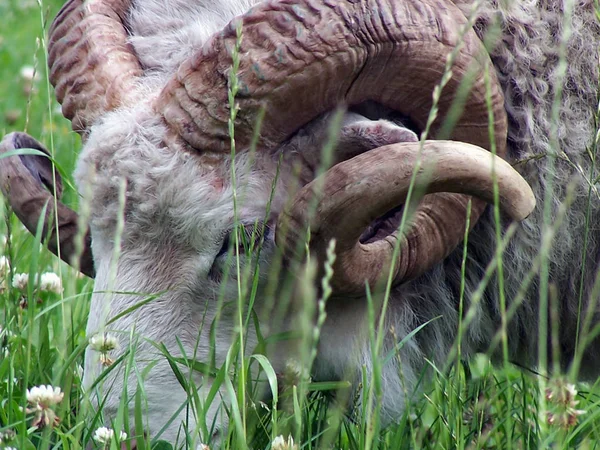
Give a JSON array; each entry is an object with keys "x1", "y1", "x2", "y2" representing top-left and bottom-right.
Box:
[
  {"x1": 0, "y1": 428, "x2": 16, "y2": 444},
  {"x1": 89, "y1": 333, "x2": 119, "y2": 352},
  {"x1": 197, "y1": 445, "x2": 211, "y2": 450},
  {"x1": 546, "y1": 378, "x2": 587, "y2": 428},
  {"x1": 93, "y1": 427, "x2": 127, "y2": 445},
  {"x1": 39, "y1": 272, "x2": 63, "y2": 294},
  {"x1": 89, "y1": 333, "x2": 119, "y2": 366},
  {"x1": 26, "y1": 385, "x2": 64, "y2": 407},
  {"x1": 19, "y1": 65, "x2": 40, "y2": 82},
  {"x1": 271, "y1": 435, "x2": 297, "y2": 450},
  {"x1": 93, "y1": 427, "x2": 113, "y2": 444},
  {"x1": 281, "y1": 358, "x2": 310, "y2": 388},
  {"x1": 566, "y1": 383, "x2": 578, "y2": 400},
  {"x1": 25, "y1": 385, "x2": 64, "y2": 428},
  {"x1": 12, "y1": 273, "x2": 29, "y2": 290}
]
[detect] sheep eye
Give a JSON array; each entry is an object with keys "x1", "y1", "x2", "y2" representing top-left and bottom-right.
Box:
[
  {"x1": 209, "y1": 222, "x2": 270, "y2": 282},
  {"x1": 216, "y1": 222, "x2": 269, "y2": 260},
  {"x1": 216, "y1": 234, "x2": 230, "y2": 258}
]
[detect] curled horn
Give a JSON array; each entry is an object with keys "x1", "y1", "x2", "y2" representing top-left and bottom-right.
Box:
[
  {"x1": 0, "y1": 0, "x2": 143, "y2": 277},
  {"x1": 156, "y1": 0, "x2": 506, "y2": 154},
  {"x1": 277, "y1": 142, "x2": 535, "y2": 294},
  {"x1": 0, "y1": 133, "x2": 95, "y2": 278},
  {"x1": 49, "y1": 0, "x2": 143, "y2": 136},
  {"x1": 157, "y1": 0, "x2": 532, "y2": 291}
]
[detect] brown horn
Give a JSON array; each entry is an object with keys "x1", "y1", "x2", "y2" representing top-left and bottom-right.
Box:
[
  {"x1": 0, "y1": 133, "x2": 95, "y2": 278},
  {"x1": 48, "y1": 0, "x2": 143, "y2": 136},
  {"x1": 156, "y1": 0, "x2": 510, "y2": 291},
  {"x1": 156, "y1": 0, "x2": 506, "y2": 156},
  {"x1": 1, "y1": 0, "x2": 144, "y2": 277},
  {"x1": 277, "y1": 141, "x2": 535, "y2": 294}
]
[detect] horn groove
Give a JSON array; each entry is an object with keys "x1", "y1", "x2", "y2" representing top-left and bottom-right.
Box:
[
  {"x1": 48, "y1": 0, "x2": 142, "y2": 136},
  {"x1": 156, "y1": 0, "x2": 506, "y2": 157},
  {"x1": 157, "y1": 0, "x2": 510, "y2": 290}
]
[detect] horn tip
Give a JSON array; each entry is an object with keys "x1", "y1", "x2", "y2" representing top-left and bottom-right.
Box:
[{"x1": 513, "y1": 191, "x2": 536, "y2": 222}]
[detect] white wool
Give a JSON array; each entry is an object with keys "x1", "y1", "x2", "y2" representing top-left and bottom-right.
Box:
[{"x1": 74, "y1": 0, "x2": 600, "y2": 443}]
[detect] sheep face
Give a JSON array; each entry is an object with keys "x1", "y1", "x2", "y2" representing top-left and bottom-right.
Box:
[
  {"x1": 75, "y1": 98, "x2": 434, "y2": 441},
  {"x1": 76, "y1": 104, "x2": 282, "y2": 440}
]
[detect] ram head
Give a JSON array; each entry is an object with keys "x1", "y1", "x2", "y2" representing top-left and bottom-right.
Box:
[{"x1": 0, "y1": 0, "x2": 536, "y2": 443}]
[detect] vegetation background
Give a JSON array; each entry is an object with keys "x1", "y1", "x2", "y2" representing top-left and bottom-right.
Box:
[{"x1": 2, "y1": 0, "x2": 600, "y2": 449}]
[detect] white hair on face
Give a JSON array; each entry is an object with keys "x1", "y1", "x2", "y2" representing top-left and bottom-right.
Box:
[
  {"x1": 79, "y1": 102, "x2": 288, "y2": 441},
  {"x1": 127, "y1": 0, "x2": 259, "y2": 76},
  {"x1": 76, "y1": 0, "x2": 600, "y2": 444}
]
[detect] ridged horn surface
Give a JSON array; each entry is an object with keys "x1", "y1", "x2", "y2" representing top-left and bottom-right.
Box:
[
  {"x1": 157, "y1": 0, "x2": 513, "y2": 292},
  {"x1": 48, "y1": 0, "x2": 142, "y2": 136},
  {"x1": 156, "y1": 0, "x2": 506, "y2": 157}
]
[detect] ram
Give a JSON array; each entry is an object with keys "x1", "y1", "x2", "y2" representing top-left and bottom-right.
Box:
[{"x1": 1, "y1": 0, "x2": 598, "y2": 445}]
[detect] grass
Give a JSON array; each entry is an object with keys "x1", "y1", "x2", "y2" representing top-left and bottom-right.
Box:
[{"x1": 2, "y1": 0, "x2": 600, "y2": 449}]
